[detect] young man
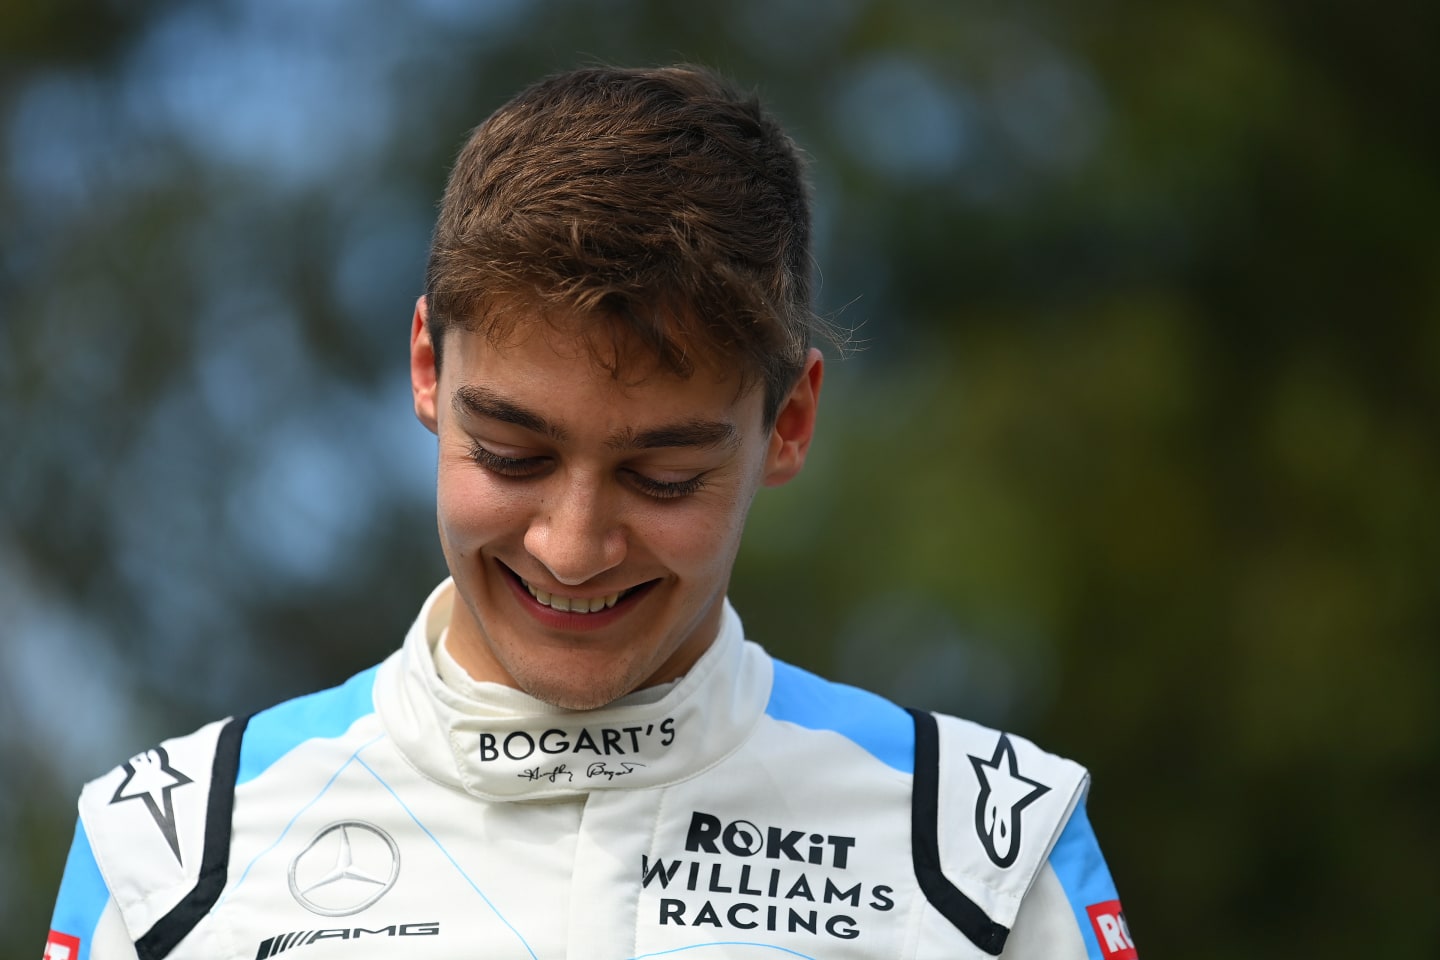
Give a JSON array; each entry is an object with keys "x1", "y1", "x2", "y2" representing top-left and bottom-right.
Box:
[{"x1": 46, "y1": 66, "x2": 1135, "y2": 960}]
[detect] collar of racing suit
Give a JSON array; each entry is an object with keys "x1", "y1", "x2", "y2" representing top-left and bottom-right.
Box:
[{"x1": 373, "y1": 578, "x2": 773, "y2": 802}]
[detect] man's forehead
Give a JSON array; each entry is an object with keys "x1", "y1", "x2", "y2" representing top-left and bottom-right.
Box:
[
  {"x1": 443, "y1": 319, "x2": 755, "y2": 406},
  {"x1": 445, "y1": 296, "x2": 755, "y2": 392}
]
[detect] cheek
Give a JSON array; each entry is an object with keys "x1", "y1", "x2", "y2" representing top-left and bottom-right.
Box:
[
  {"x1": 638, "y1": 497, "x2": 749, "y2": 574},
  {"x1": 436, "y1": 464, "x2": 530, "y2": 549}
]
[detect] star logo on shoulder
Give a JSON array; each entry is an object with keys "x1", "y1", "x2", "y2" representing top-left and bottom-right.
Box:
[
  {"x1": 969, "y1": 733, "x2": 1050, "y2": 868},
  {"x1": 108, "y1": 746, "x2": 194, "y2": 864}
]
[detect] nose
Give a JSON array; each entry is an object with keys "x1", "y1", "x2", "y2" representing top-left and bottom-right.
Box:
[{"x1": 524, "y1": 473, "x2": 627, "y2": 586}]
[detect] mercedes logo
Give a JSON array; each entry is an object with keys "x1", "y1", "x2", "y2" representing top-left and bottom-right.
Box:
[{"x1": 288, "y1": 820, "x2": 400, "y2": 917}]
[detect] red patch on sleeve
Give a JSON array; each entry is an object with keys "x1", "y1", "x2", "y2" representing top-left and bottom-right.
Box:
[
  {"x1": 1086, "y1": 900, "x2": 1138, "y2": 959},
  {"x1": 44, "y1": 931, "x2": 82, "y2": 960}
]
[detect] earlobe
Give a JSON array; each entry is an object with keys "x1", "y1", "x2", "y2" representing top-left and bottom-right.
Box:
[
  {"x1": 410, "y1": 296, "x2": 440, "y2": 435},
  {"x1": 763, "y1": 348, "x2": 824, "y2": 488}
]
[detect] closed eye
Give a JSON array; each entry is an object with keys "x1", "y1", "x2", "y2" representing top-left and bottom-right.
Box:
[
  {"x1": 467, "y1": 441, "x2": 547, "y2": 477},
  {"x1": 469, "y1": 439, "x2": 708, "y2": 498},
  {"x1": 625, "y1": 470, "x2": 709, "y2": 500}
]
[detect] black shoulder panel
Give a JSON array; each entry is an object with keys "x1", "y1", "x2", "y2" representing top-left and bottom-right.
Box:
[
  {"x1": 136, "y1": 713, "x2": 251, "y2": 960},
  {"x1": 907, "y1": 707, "x2": 1010, "y2": 957}
]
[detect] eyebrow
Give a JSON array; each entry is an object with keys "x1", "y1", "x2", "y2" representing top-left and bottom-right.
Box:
[
  {"x1": 608, "y1": 419, "x2": 740, "y2": 452},
  {"x1": 452, "y1": 384, "x2": 740, "y2": 452},
  {"x1": 453, "y1": 385, "x2": 565, "y2": 441}
]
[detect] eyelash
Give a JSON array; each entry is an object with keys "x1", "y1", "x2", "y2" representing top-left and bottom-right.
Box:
[
  {"x1": 628, "y1": 473, "x2": 709, "y2": 500},
  {"x1": 467, "y1": 441, "x2": 544, "y2": 477},
  {"x1": 466, "y1": 441, "x2": 708, "y2": 500}
]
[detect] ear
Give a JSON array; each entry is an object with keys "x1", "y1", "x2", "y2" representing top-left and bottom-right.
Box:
[
  {"x1": 763, "y1": 348, "x2": 824, "y2": 487},
  {"x1": 410, "y1": 296, "x2": 440, "y2": 435}
]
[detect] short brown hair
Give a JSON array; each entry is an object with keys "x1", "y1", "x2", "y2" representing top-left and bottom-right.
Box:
[{"x1": 424, "y1": 64, "x2": 820, "y2": 425}]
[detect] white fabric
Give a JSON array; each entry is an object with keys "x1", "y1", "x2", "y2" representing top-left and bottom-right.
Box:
[
  {"x1": 59, "y1": 581, "x2": 1103, "y2": 959},
  {"x1": 375, "y1": 581, "x2": 771, "y2": 802}
]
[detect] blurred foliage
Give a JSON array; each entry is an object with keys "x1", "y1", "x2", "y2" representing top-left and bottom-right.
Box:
[{"x1": 3, "y1": 1, "x2": 1438, "y2": 958}]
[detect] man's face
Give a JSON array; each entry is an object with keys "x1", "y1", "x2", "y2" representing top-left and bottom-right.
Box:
[{"x1": 410, "y1": 300, "x2": 821, "y2": 710}]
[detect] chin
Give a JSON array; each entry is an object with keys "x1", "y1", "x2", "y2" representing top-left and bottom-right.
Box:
[{"x1": 514, "y1": 668, "x2": 642, "y2": 711}]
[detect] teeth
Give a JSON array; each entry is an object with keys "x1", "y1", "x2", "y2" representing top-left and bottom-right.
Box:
[{"x1": 524, "y1": 581, "x2": 623, "y2": 614}]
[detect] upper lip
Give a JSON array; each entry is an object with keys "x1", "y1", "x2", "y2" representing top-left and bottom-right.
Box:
[{"x1": 498, "y1": 560, "x2": 648, "y2": 602}]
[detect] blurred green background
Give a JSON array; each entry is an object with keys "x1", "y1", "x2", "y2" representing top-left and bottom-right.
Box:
[{"x1": 3, "y1": 1, "x2": 1437, "y2": 957}]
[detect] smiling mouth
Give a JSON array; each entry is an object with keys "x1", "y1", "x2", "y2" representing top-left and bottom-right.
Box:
[{"x1": 501, "y1": 563, "x2": 651, "y2": 615}]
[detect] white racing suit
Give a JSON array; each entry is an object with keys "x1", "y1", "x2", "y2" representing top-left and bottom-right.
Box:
[{"x1": 47, "y1": 580, "x2": 1136, "y2": 960}]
